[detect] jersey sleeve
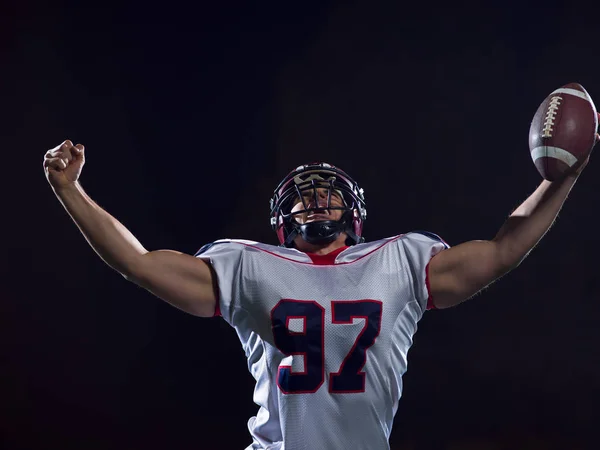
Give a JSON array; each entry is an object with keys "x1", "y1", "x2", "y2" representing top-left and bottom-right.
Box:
[
  {"x1": 400, "y1": 231, "x2": 450, "y2": 312},
  {"x1": 194, "y1": 240, "x2": 243, "y2": 320}
]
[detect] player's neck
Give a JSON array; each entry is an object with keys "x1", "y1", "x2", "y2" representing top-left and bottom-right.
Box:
[{"x1": 296, "y1": 235, "x2": 348, "y2": 256}]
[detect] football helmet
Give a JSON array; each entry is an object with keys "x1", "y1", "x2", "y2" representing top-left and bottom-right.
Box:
[{"x1": 270, "y1": 162, "x2": 367, "y2": 247}]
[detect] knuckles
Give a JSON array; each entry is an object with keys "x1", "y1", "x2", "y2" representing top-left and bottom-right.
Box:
[{"x1": 43, "y1": 141, "x2": 84, "y2": 171}]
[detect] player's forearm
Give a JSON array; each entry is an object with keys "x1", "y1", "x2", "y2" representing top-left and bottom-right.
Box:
[
  {"x1": 493, "y1": 174, "x2": 578, "y2": 268},
  {"x1": 53, "y1": 182, "x2": 148, "y2": 277}
]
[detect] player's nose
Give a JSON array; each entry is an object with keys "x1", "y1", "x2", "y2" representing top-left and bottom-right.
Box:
[{"x1": 313, "y1": 188, "x2": 330, "y2": 208}]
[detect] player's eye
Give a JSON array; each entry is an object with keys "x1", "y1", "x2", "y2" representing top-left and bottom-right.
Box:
[
  {"x1": 330, "y1": 191, "x2": 343, "y2": 202},
  {"x1": 291, "y1": 194, "x2": 310, "y2": 206}
]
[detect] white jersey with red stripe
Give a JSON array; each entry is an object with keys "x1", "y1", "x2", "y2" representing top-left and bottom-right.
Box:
[{"x1": 196, "y1": 232, "x2": 448, "y2": 450}]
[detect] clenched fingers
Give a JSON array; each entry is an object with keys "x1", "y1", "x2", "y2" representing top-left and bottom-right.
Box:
[
  {"x1": 43, "y1": 157, "x2": 67, "y2": 170},
  {"x1": 46, "y1": 140, "x2": 81, "y2": 162},
  {"x1": 45, "y1": 149, "x2": 70, "y2": 168}
]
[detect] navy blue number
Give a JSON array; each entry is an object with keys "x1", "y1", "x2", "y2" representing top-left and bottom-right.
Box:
[
  {"x1": 271, "y1": 300, "x2": 325, "y2": 394},
  {"x1": 271, "y1": 299, "x2": 382, "y2": 394},
  {"x1": 329, "y1": 300, "x2": 383, "y2": 393}
]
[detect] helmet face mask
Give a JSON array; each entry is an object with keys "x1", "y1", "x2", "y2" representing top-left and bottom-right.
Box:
[{"x1": 270, "y1": 163, "x2": 367, "y2": 248}]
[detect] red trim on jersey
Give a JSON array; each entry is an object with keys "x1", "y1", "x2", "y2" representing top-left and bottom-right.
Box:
[
  {"x1": 305, "y1": 246, "x2": 349, "y2": 265},
  {"x1": 231, "y1": 236, "x2": 404, "y2": 266},
  {"x1": 214, "y1": 300, "x2": 222, "y2": 317},
  {"x1": 425, "y1": 260, "x2": 436, "y2": 310}
]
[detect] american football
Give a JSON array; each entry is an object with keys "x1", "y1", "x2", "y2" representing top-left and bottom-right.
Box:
[{"x1": 529, "y1": 83, "x2": 598, "y2": 181}]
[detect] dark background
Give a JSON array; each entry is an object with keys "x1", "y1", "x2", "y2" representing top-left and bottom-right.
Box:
[{"x1": 2, "y1": 1, "x2": 600, "y2": 449}]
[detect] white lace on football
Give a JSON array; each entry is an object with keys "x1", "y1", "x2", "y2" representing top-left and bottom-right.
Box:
[{"x1": 542, "y1": 96, "x2": 562, "y2": 138}]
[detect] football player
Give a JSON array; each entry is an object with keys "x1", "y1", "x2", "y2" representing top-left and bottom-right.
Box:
[{"x1": 44, "y1": 141, "x2": 589, "y2": 449}]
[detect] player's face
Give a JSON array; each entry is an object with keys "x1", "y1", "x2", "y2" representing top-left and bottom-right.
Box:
[{"x1": 290, "y1": 186, "x2": 345, "y2": 224}]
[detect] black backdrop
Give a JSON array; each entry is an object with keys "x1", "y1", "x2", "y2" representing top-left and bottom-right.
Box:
[{"x1": 3, "y1": 1, "x2": 600, "y2": 449}]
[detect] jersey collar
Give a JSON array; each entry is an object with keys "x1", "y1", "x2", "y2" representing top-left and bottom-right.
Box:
[{"x1": 305, "y1": 246, "x2": 349, "y2": 265}]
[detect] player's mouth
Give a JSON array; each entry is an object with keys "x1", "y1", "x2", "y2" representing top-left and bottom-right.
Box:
[{"x1": 306, "y1": 213, "x2": 331, "y2": 221}]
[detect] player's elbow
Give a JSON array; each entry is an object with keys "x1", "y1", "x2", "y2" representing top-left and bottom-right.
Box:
[{"x1": 113, "y1": 251, "x2": 151, "y2": 283}]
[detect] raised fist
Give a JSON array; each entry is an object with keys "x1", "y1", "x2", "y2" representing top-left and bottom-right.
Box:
[{"x1": 43, "y1": 140, "x2": 85, "y2": 190}]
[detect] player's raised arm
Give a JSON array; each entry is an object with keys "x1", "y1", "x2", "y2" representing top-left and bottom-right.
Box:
[
  {"x1": 427, "y1": 86, "x2": 600, "y2": 309},
  {"x1": 43, "y1": 140, "x2": 217, "y2": 317},
  {"x1": 427, "y1": 172, "x2": 581, "y2": 309}
]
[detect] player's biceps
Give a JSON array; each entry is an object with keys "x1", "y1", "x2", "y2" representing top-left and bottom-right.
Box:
[
  {"x1": 129, "y1": 251, "x2": 217, "y2": 317},
  {"x1": 429, "y1": 242, "x2": 505, "y2": 307},
  {"x1": 147, "y1": 272, "x2": 217, "y2": 317},
  {"x1": 450, "y1": 243, "x2": 506, "y2": 287},
  {"x1": 430, "y1": 264, "x2": 493, "y2": 308}
]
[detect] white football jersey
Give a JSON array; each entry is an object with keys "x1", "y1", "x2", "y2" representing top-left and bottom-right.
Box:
[{"x1": 196, "y1": 232, "x2": 448, "y2": 450}]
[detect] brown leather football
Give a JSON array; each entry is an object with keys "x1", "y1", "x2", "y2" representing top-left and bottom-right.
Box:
[{"x1": 529, "y1": 83, "x2": 598, "y2": 181}]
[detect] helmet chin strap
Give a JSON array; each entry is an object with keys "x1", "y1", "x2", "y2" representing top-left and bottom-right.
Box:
[
  {"x1": 298, "y1": 220, "x2": 345, "y2": 245},
  {"x1": 284, "y1": 211, "x2": 360, "y2": 248}
]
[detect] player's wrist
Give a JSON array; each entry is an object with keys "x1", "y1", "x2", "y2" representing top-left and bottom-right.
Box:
[
  {"x1": 549, "y1": 171, "x2": 580, "y2": 190},
  {"x1": 53, "y1": 181, "x2": 82, "y2": 199}
]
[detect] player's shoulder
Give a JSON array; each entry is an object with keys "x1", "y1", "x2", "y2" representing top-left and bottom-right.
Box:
[
  {"x1": 343, "y1": 232, "x2": 448, "y2": 259},
  {"x1": 194, "y1": 238, "x2": 256, "y2": 257},
  {"x1": 355, "y1": 231, "x2": 448, "y2": 250},
  {"x1": 333, "y1": 235, "x2": 404, "y2": 262},
  {"x1": 402, "y1": 230, "x2": 450, "y2": 248},
  {"x1": 347, "y1": 232, "x2": 449, "y2": 267},
  {"x1": 194, "y1": 239, "x2": 312, "y2": 262}
]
